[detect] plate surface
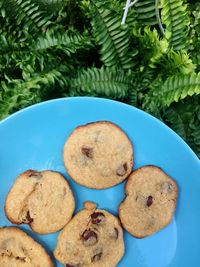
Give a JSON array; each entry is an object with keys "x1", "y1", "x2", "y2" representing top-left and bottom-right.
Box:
[{"x1": 0, "y1": 97, "x2": 199, "y2": 267}]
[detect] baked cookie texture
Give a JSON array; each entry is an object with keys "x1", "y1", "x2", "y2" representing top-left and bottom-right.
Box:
[
  {"x1": 54, "y1": 201, "x2": 124, "y2": 267},
  {"x1": 63, "y1": 121, "x2": 133, "y2": 189},
  {"x1": 0, "y1": 227, "x2": 54, "y2": 267},
  {"x1": 5, "y1": 170, "x2": 75, "y2": 234},
  {"x1": 119, "y1": 166, "x2": 178, "y2": 238}
]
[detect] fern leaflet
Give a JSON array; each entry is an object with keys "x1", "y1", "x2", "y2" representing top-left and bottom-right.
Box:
[
  {"x1": 70, "y1": 67, "x2": 133, "y2": 99},
  {"x1": 89, "y1": 0, "x2": 134, "y2": 69},
  {"x1": 161, "y1": 0, "x2": 190, "y2": 51}
]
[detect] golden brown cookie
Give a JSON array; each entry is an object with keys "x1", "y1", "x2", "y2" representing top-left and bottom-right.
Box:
[
  {"x1": 0, "y1": 227, "x2": 54, "y2": 267},
  {"x1": 63, "y1": 121, "x2": 133, "y2": 189},
  {"x1": 54, "y1": 202, "x2": 124, "y2": 267},
  {"x1": 119, "y1": 166, "x2": 178, "y2": 238},
  {"x1": 5, "y1": 170, "x2": 75, "y2": 234}
]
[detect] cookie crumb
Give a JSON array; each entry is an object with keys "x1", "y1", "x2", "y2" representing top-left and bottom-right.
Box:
[{"x1": 84, "y1": 201, "x2": 96, "y2": 210}]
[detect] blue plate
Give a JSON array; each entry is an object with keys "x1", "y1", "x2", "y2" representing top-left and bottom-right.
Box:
[{"x1": 0, "y1": 97, "x2": 199, "y2": 267}]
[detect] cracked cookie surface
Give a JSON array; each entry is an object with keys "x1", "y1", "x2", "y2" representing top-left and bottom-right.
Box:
[
  {"x1": 54, "y1": 202, "x2": 124, "y2": 267},
  {"x1": 119, "y1": 166, "x2": 178, "y2": 238},
  {"x1": 0, "y1": 227, "x2": 53, "y2": 267},
  {"x1": 5, "y1": 170, "x2": 75, "y2": 234},
  {"x1": 63, "y1": 121, "x2": 133, "y2": 189}
]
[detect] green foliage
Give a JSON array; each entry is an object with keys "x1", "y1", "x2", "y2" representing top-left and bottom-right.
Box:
[
  {"x1": 134, "y1": 0, "x2": 157, "y2": 26},
  {"x1": 0, "y1": 0, "x2": 200, "y2": 157},
  {"x1": 164, "y1": 97, "x2": 200, "y2": 157},
  {"x1": 161, "y1": 0, "x2": 190, "y2": 51},
  {"x1": 134, "y1": 27, "x2": 168, "y2": 68},
  {"x1": 0, "y1": 69, "x2": 65, "y2": 119},
  {"x1": 143, "y1": 73, "x2": 200, "y2": 112},
  {"x1": 89, "y1": 0, "x2": 134, "y2": 69},
  {"x1": 0, "y1": 0, "x2": 52, "y2": 36},
  {"x1": 70, "y1": 67, "x2": 133, "y2": 99}
]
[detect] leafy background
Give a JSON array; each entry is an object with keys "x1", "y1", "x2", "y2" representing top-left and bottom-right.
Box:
[{"x1": 0, "y1": 0, "x2": 199, "y2": 157}]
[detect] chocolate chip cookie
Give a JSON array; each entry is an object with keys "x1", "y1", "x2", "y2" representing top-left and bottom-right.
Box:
[
  {"x1": 5, "y1": 170, "x2": 75, "y2": 234},
  {"x1": 54, "y1": 201, "x2": 124, "y2": 267},
  {"x1": 0, "y1": 227, "x2": 54, "y2": 267},
  {"x1": 119, "y1": 166, "x2": 178, "y2": 238},
  {"x1": 63, "y1": 121, "x2": 133, "y2": 189}
]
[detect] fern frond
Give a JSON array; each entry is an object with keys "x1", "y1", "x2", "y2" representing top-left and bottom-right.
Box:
[
  {"x1": 164, "y1": 97, "x2": 200, "y2": 157},
  {"x1": 164, "y1": 51, "x2": 196, "y2": 75},
  {"x1": 161, "y1": 0, "x2": 190, "y2": 51},
  {"x1": 90, "y1": 0, "x2": 134, "y2": 69},
  {"x1": 0, "y1": 69, "x2": 63, "y2": 120},
  {"x1": 32, "y1": 30, "x2": 93, "y2": 54},
  {"x1": 70, "y1": 67, "x2": 133, "y2": 99},
  {"x1": 143, "y1": 73, "x2": 200, "y2": 114},
  {"x1": 36, "y1": 0, "x2": 69, "y2": 12},
  {"x1": 1, "y1": 0, "x2": 52, "y2": 35},
  {"x1": 134, "y1": 27, "x2": 168, "y2": 68},
  {"x1": 134, "y1": 0, "x2": 157, "y2": 25},
  {"x1": 164, "y1": 107, "x2": 187, "y2": 139},
  {"x1": 159, "y1": 73, "x2": 200, "y2": 106}
]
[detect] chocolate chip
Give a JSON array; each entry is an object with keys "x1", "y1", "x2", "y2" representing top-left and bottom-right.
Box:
[
  {"x1": 113, "y1": 227, "x2": 119, "y2": 239},
  {"x1": 146, "y1": 196, "x2": 153, "y2": 207},
  {"x1": 81, "y1": 147, "x2": 93, "y2": 158},
  {"x1": 91, "y1": 248, "x2": 103, "y2": 262},
  {"x1": 116, "y1": 163, "x2": 127, "y2": 176},
  {"x1": 25, "y1": 211, "x2": 33, "y2": 223},
  {"x1": 81, "y1": 229, "x2": 97, "y2": 246},
  {"x1": 161, "y1": 182, "x2": 173, "y2": 194},
  {"x1": 28, "y1": 171, "x2": 42, "y2": 179},
  {"x1": 16, "y1": 256, "x2": 26, "y2": 262},
  {"x1": 91, "y1": 212, "x2": 105, "y2": 225}
]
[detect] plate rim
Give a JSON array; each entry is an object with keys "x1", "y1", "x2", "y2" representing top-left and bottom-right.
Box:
[{"x1": 0, "y1": 96, "x2": 199, "y2": 163}]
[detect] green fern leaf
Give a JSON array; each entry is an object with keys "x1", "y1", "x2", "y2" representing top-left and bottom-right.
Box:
[
  {"x1": 143, "y1": 73, "x2": 200, "y2": 114},
  {"x1": 162, "y1": 51, "x2": 196, "y2": 75},
  {"x1": 160, "y1": 73, "x2": 200, "y2": 106},
  {"x1": 89, "y1": 0, "x2": 134, "y2": 69},
  {"x1": 164, "y1": 107, "x2": 187, "y2": 139},
  {"x1": 32, "y1": 29, "x2": 93, "y2": 54},
  {"x1": 36, "y1": 0, "x2": 69, "y2": 12},
  {"x1": 161, "y1": 0, "x2": 190, "y2": 51},
  {"x1": 134, "y1": 0, "x2": 157, "y2": 25},
  {"x1": 1, "y1": 0, "x2": 52, "y2": 35},
  {"x1": 0, "y1": 69, "x2": 63, "y2": 120},
  {"x1": 70, "y1": 67, "x2": 133, "y2": 99},
  {"x1": 134, "y1": 27, "x2": 168, "y2": 68},
  {"x1": 164, "y1": 97, "x2": 200, "y2": 158}
]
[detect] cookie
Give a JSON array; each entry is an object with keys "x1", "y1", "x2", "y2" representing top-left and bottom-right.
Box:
[
  {"x1": 0, "y1": 227, "x2": 53, "y2": 267},
  {"x1": 5, "y1": 170, "x2": 75, "y2": 234},
  {"x1": 119, "y1": 166, "x2": 178, "y2": 238},
  {"x1": 63, "y1": 121, "x2": 133, "y2": 189},
  {"x1": 54, "y1": 201, "x2": 124, "y2": 267}
]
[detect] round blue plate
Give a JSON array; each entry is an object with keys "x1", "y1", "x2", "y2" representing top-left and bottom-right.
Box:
[{"x1": 0, "y1": 97, "x2": 199, "y2": 267}]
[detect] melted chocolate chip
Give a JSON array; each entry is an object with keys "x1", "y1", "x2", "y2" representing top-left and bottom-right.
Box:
[
  {"x1": 81, "y1": 147, "x2": 93, "y2": 159},
  {"x1": 113, "y1": 227, "x2": 119, "y2": 240},
  {"x1": 16, "y1": 256, "x2": 26, "y2": 261},
  {"x1": 81, "y1": 229, "x2": 97, "y2": 246},
  {"x1": 91, "y1": 212, "x2": 105, "y2": 225},
  {"x1": 91, "y1": 248, "x2": 103, "y2": 262},
  {"x1": 116, "y1": 163, "x2": 127, "y2": 176},
  {"x1": 146, "y1": 196, "x2": 153, "y2": 207},
  {"x1": 25, "y1": 211, "x2": 33, "y2": 223}
]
